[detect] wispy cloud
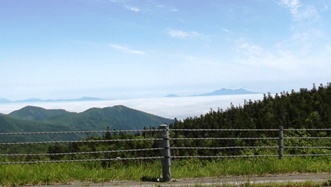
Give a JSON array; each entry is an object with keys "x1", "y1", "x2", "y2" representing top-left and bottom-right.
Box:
[
  {"x1": 277, "y1": 0, "x2": 323, "y2": 56},
  {"x1": 279, "y1": 0, "x2": 319, "y2": 21},
  {"x1": 156, "y1": 3, "x2": 179, "y2": 12},
  {"x1": 280, "y1": 0, "x2": 301, "y2": 17},
  {"x1": 235, "y1": 39, "x2": 263, "y2": 57},
  {"x1": 124, "y1": 5, "x2": 140, "y2": 12},
  {"x1": 292, "y1": 29, "x2": 323, "y2": 42},
  {"x1": 109, "y1": 0, "x2": 141, "y2": 12},
  {"x1": 322, "y1": 4, "x2": 329, "y2": 12},
  {"x1": 167, "y1": 30, "x2": 204, "y2": 39},
  {"x1": 109, "y1": 44, "x2": 145, "y2": 55},
  {"x1": 108, "y1": 0, "x2": 178, "y2": 13},
  {"x1": 169, "y1": 8, "x2": 179, "y2": 12},
  {"x1": 221, "y1": 28, "x2": 234, "y2": 35},
  {"x1": 325, "y1": 44, "x2": 331, "y2": 51},
  {"x1": 233, "y1": 39, "x2": 301, "y2": 71}
]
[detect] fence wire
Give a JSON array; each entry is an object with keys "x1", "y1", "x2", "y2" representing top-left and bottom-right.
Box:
[
  {"x1": 0, "y1": 148, "x2": 163, "y2": 157},
  {"x1": 172, "y1": 155, "x2": 279, "y2": 159},
  {"x1": 171, "y1": 129, "x2": 279, "y2": 132},
  {"x1": 284, "y1": 146, "x2": 331, "y2": 149},
  {"x1": 170, "y1": 137, "x2": 279, "y2": 140},
  {"x1": 2, "y1": 127, "x2": 331, "y2": 165},
  {"x1": 171, "y1": 128, "x2": 331, "y2": 132},
  {"x1": 0, "y1": 129, "x2": 162, "y2": 136},
  {"x1": 284, "y1": 154, "x2": 331, "y2": 157},
  {"x1": 284, "y1": 129, "x2": 331, "y2": 131},
  {"x1": 0, "y1": 156, "x2": 162, "y2": 165},
  {"x1": 171, "y1": 146, "x2": 278, "y2": 150},
  {"x1": 0, "y1": 138, "x2": 162, "y2": 145},
  {"x1": 284, "y1": 137, "x2": 331, "y2": 140}
]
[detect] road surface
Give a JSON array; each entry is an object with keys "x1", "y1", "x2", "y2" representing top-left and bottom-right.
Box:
[{"x1": 30, "y1": 173, "x2": 330, "y2": 187}]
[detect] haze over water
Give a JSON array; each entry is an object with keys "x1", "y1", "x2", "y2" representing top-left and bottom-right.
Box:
[{"x1": 0, "y1": 94, "x2": 263, "y2": 120}]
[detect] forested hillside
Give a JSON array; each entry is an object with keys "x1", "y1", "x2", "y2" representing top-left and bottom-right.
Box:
[
  {"x1": 154, "y1": 83, "x2": 331, "y2": 157},
  {"x1": 46, "y1": 105, "x2": 174, "y2": 130},
  {"x1": 1, "y1": 105, "x2": 174, "y2": 154},
  {"x1": 4, "y1": 105, "x2": 173, "y2": 132},
  {"x1": 0, "y1": 105, "x2": 173, "y2": 144},
  {"x1": 0, "y1": 114, "x2": 73, "y2": 134},
  {"x1": 171, "y1": 83, "x2": 331, "y2": 130},
  {"x1": 9, "y1": 106, "x2": 72, "y2": 121}
]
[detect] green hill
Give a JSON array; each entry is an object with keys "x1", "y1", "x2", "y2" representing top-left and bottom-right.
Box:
[
  {"x1": 1, "y1": 105, "x2": 173, "y2": 143},
  {"x1": 0, "y1": 114, "x2": 72, "y2": 133},
  {"x1": 48, "y1": 105, "x2": 173, "y2": 130},
  {"x1": 8, "y1": 106, "x2": 72, "y2": 121},
  {"x1": 0, "y1": 114, "x2": 77, "y2": 142},
  {"x1": 5, "y1": 105, "x2": 174, "y2": 132}
]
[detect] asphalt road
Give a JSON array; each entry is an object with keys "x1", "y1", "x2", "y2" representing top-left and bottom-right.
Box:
[{"x1": 29, "y1": 173, "x2": 331, "y2": 187}]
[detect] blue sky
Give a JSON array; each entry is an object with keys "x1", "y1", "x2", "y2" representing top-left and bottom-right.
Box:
[{"x1": 1, "y1": 0, "x2": 331, "y2": 100}]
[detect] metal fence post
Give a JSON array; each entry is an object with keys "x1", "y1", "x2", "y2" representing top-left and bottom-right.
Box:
[
  {"x1": 278, "y1": 126, "x2": 283, "y2": 159},
  {"x1": 159, "y1": 124, "x2": 171, "y2": 182}
]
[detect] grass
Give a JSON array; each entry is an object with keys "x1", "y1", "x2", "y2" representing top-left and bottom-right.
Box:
[
  {"x1": 191, "y1": 180, "x2": 328, "y2": 187},
  {"x1": 0, "y1": 157, "x2": 331, "y2": 186},
  {"x1": 171, "y1": 157, "x2": 331, "y2": 178},
  {"x1": 0, "y1": 161, "x2": 161, "y2": 186}
]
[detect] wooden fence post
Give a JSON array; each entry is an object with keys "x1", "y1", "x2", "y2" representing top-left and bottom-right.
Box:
[
  {"x1": 278, "y1": 126, "x2": 284, "y2": 159},
  {"x1": 159, "y1": 124, "x2": 171, "y2": 182}
]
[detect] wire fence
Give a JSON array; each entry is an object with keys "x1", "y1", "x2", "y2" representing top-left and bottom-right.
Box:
[{"x1": 1, "y1": 125, "x2": 331, "y2": 166}]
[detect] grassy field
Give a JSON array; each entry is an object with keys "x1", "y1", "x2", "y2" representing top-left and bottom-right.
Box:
[{"x1": 0, "y1": 157, "x2": 331, "y2": 186}]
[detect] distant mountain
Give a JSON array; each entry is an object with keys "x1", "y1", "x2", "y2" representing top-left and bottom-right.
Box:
[
  {"x1": 0, "y1": 98, "x2": 11, "y2": 103},
  {"x1": 74, "y1": 97, "x2": 105, "y2": 101},
  {"x1": 0, "y1": 97, "x2": 106, "y2": 103},
  {"x1": 197, "y1": 88, "x2": 258, "y2": 96},
  {"x1": 165, "y1": 88, "x2": 259, "y2": 97},
  {"x1": 46, "y1": 97, "x2": 105, "y2": 102},
  {"x1": 17, "y1": 98, "x2": 44, "y2": 103},
  {"x1": 165, "y1": 94, "x2": 179, "y2": 97}
]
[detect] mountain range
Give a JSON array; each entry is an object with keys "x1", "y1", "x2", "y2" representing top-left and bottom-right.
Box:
[
  {"x1": 166, "y1": 88, "x2": 258, "y2": 97},
  {"x1": 197, "y1": 88, "x2": 258, "y2": 96},
  {"x1": 0, "y1": 88, "x2": 258, "y2": 103},
  {"x1": 0, "y1": 97, "x2": 105, "y2": 104},
  {"x1": 1, "y1": 105, "x2": 174, "y2": 133}
]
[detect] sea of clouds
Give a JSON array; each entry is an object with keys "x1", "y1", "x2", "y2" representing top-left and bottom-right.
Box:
[{"x1": 0, "y1": 94, "x2": 264, "y2": 120}]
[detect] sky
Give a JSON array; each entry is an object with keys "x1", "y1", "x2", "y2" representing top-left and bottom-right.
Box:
[{"x1": 1, "y1": 0, "x2": 331, "y2": 100}]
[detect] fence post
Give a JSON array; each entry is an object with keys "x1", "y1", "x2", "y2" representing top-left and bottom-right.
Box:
[
  {"x1": 159, "y1": 124, "x2": 171, "y2": 182},
  {"x1": 278, "y1": 126, "x2": 283, "y2": 159}
]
